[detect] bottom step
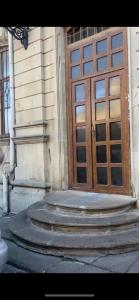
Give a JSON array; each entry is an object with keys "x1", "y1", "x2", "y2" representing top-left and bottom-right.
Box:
[{"x1": 8, "y1": 210, "x2": 139, "y2": 256}]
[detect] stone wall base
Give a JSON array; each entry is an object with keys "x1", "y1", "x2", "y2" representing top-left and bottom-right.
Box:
[
  {"x1": 10, "y1": 186, "x2": 49, "y2": 214},
  {"x1": 0, "y1": 180, "x2": 50, "y2": 214}
]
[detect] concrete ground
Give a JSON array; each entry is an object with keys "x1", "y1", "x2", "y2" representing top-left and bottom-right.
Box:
[
  {"x1": 0, "y1": 215, "x2": 139, "y2": 273},
  {"x1": 3, "y1": 241, "x2": 139, "y2": 273}
]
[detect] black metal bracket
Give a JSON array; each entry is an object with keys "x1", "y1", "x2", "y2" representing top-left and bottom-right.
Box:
[{"x1": 6, "y1": 27, "x2": 30, "y2": 49}]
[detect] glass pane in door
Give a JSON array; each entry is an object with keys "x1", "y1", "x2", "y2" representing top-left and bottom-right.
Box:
[
  {"x1": 96, "y1": 39, "x2": 107, "y2": 54},
  {"x1": 77, "y1": 167, "x2": 87, "y2": 183},
  {"x1": 76, "y1": 106, "x2": 86, "y2": 123},
  {"x1": 109, "y1": 76, "x2": 120, "y2": 96},
  {"x1": 71, "y1": 49, "x2": 80, "y2": 63},
  {"x1": 83, "y1": 44, "x2": 93, "y2": 59},
  {"x1": 111, "y1": 167, "x2": 123, "y2": 186},
  {"x1": 97, "y1": 56, "x2": 108, "y2": 71},
  {"x1": 76, "y1": 146, "x2": 86, "y2": 162},
  {"x1": 110, "y1": 144, "x2": 122, "y2": 163},
  {"x1": 95, "y1": 80, "x2": 105, "y2": 99},
  {"x1": 110, "y1": 122, "x2": 121, "y2": 140},
  {"x1": 96, "y1": 102, "x2": 106, "y2": 120},
  {"x1": 96, "y1": 124, "x2": 106, "y2": 141},
  {"x1": 75, "y1": 84, "x2": 85, "y2": 102},
  {"x1": 112, "y1": 33, "x2": 123, "y2": 49},
  {"x1": 110, "y1": 99, "x2": 121, "y2": 118},
  {"x1": 83, "y1": 61, "x2": 93, "y2": 75},
  {"x1": 112, "y1": 52, "x2": 123, "y2": 67},
  {"x1": 76, "y1": 127, "x2": 86, "y2": 142},
  {"x1": 97, "y1": 167, "x2": 107, "y2": 185},
  {"x1": 96, "y1": 145, "x2": 107, "y2": 163}
]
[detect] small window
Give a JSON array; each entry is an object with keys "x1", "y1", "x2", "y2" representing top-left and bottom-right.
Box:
[{"x1": 0, "y1": 49, "x2": 10, "y2": 135}]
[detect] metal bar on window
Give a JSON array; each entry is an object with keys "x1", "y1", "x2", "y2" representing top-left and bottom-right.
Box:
[
  {"x1": 67, "y1": 27, "x2": 111, "y2": 45},
  {"x1": 1, "y1": 49, "x2": 10, "y2": 135}
]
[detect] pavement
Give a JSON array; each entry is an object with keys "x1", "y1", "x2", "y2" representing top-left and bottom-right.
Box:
[
  {"x1": 1, "y1": 215, "x2": 139, "y2": 273},
  {"x1": 3, "y1": 246, "x2": 139, "y2": 273}
]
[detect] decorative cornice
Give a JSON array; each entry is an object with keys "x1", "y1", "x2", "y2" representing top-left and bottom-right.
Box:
[
  {"x1": 13, "y1": 121, "x2": 48, "y2": 129},
  {"x1": 0, "y1": 27, "x2": 8, "y2": 47},
  {"x1": 0, "y1": 136, "x2": 10, "y2": 146},
  {"x1": 12, "y1": 134, "x2": 49, "y2": 145}
]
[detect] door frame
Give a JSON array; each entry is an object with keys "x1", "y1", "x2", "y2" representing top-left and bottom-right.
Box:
[{"x1": 66, "y1": 27, "x2": 131, "y2": 195}]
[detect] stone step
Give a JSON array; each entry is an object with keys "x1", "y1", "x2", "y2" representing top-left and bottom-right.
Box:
[
  {"x1": 8, "y1": 210, "x2": 139, "y2": 256},
  {"x1": 42, "y1": 193, "x2": 136, "y2": 216},
  {"x1": 27, "y1": 208, "x2": 139, "y2": 234}
]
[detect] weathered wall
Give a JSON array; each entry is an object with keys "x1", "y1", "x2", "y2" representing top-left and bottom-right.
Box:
[
  {"x1": 0, "y1": 28, "x2": 10, "y2": 209},
  {"x1": 9, "y1": 27, "x2": 68, "y2": 212},
  {"x1": 2, "y1": 26, "x2": 139, "y2": 212},
  {"x1": 128, "y1": 27, "x2": 139, "y2": 200}
]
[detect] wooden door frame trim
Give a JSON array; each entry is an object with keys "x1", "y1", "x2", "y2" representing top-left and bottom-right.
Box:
[{"x1": 66, "y1": 27, "x2": 131, "y2": 195}]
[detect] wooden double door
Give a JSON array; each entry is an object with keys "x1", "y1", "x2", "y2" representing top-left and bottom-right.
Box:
[{"x1": 67, "y1": 28, "x2": 130, "y2": 195}]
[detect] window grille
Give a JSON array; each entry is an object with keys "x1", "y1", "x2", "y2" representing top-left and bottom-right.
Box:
[{"x1": 67, "y1": 27, "x2": 111, "y2": 44}]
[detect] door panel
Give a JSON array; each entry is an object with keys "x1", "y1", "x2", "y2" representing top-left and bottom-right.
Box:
[
  {"x1": 91, "y1": 70, "x2": 129, "y2": 194},
  {"x1": 71, "y1": 79, "x2": 92, "y2": 189}
]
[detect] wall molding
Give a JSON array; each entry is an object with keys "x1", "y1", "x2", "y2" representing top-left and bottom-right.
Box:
[
  {"x1": 12, "y1": 134, "x2": 49, "y2": 145},
  {"x1": 9, "y1": 179, "x2": 50, "y2": 189},
  {"x1": 0, "y1": 136, "x2": 10, "y2": 146},
  {"x1": 13, "y1": 120, "x2": 48, "y2": 129}
]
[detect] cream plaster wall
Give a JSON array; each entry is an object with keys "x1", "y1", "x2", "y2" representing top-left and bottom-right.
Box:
[
  {"x1": 9, "y1": 27, "x2": 68, "y2": 212},
  {"x1": 128, "y1": 27, "x2": 139, "y2": 201}
]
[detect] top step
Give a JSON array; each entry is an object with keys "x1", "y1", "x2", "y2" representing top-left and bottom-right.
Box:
[{"x1": 29, "y1": 191, "x2": 137, "y2": 216}]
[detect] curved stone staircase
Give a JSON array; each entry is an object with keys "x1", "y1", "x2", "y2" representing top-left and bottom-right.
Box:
[{"x1": 8, "y1": 191, "x2": 139, "y2": 256}]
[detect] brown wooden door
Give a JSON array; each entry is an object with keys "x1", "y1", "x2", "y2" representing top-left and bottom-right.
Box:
[{"x1": 67, "y1": 27, "x2": 130, "y2": 195}]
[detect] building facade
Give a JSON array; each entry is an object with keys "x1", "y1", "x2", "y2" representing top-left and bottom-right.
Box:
[{"x1": 0, "y1": 27, "x2": 139, "y2": 214}]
